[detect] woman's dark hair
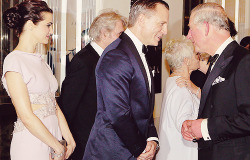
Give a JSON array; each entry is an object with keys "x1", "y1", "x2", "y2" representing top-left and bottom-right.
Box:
[
  {"x1": 3, "y1": 0, "x2": 53, "y2": 36},
  {"x1": 240, "y1": 36, "x2": 250, "y2": 47}
]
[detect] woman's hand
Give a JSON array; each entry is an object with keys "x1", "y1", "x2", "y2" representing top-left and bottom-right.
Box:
[
  {"x1": 54, "y1": 154, "x2": 65, "y2": 160},
  {"x1": 176, "y1": 76, "x2": 201, "y2": 98},
  {"x1": 176, "y1": 76, "x2": 193, "y2": 90},
  {"x1": 50, "y1": 142, "x2": 66, "y2": 160},
  {"x1": 55, "y1": 103, "x2": 76, "y2": 159},
  {"x1": 65, "y1": 140, "x2": 76, "y2": 159},
  {"x1": 50, "y1": 150, "x2": 65, "y2": 160}
]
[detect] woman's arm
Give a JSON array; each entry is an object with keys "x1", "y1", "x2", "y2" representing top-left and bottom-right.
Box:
[
  {"x1": 5, "y1": 72, "x2": 65, "y2": 158},
  {"x1": 56, "y1": 103, "x2": 76, "y2": 159}
]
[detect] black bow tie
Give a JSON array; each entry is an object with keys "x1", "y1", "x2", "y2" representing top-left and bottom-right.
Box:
[
  {"x1": 208, "y1": 54, "x2": 219, "y2": 65},
  {"x1": 142, "y1": 45, "x2": 147, "y2": 54}
]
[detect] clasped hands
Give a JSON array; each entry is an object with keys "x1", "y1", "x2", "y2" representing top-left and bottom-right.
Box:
[
  {"x1": 181, "y1": 119, "x2": 203, "y2": 141},
  {"x1": 50, "y1": 140, "x2": 76, "y2": 160},
  {"x1": 137, "y1": 141, "x2": 157, "y2": 160}
]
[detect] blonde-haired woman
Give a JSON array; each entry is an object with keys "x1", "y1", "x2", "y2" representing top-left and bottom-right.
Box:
[{"x1": 156, "y1": 37, "x2": 199, "y2": 160}]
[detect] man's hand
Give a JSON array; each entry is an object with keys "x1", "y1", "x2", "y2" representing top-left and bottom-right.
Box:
[
  {"x1": 189, "y1": 119, "x2": 203, "y2": 139},
  {"x1": 181, "y1": 120, "x2": 194, "y2": 141},
  {"x1": 137, "y1": 141, "x2": 157, "y2": 160},
  {"x1": 182, "y1": 119, "x2": 203, "y2": 141}
]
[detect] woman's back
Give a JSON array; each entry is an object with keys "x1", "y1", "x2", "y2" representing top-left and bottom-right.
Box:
[{"x1": 156, "y1": 76, "x2": 199, "y2": 160}]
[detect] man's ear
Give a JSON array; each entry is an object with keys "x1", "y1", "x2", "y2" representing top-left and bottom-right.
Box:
[
  {"x1": 100, "y1": 28, "x2": 108, "y2": 39},
  {"x1": 137, "y1": 13, "x2": 145, "y2": 26},
  {"x1": 204, "y1": 21, "x2": 209, "y2": 36}
]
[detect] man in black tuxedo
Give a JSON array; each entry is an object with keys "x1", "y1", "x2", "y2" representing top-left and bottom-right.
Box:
[
  {"x1": 83, "y1": 1, "x2": 169, "y2": 159},
  {"x1": 182, "y1": 3, "x2": 250, "y2": 160},
  {"x1": 59, "y1": 11, "x2": 127, "y2": 160}
]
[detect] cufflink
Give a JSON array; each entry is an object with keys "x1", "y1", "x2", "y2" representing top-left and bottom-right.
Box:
[
  {"x1": 156, "y1": 144, "x2": 160, "y2": 151},
  {"x1": 153, "y1": 140, "x2": 160, "y2": 151}
]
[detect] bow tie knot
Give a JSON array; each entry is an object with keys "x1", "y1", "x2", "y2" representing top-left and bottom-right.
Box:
[{"x1": 208, "y1": 54, "x2": 219, "y2": 65}]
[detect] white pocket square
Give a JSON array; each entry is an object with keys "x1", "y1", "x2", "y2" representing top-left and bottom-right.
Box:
[{"x1": 212, "y1": 76, "x2": 225, "y2": 86}]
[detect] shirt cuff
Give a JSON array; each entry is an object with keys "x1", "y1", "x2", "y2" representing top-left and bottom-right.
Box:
[
  {"x1": 201, "y1": 119, "x2": 211, "y2": 141},
  {"x1": 146, "y1": 137, "x2": 159, "y2": 142},
  {"x1": 143, "y1": 137, "x2": 159, "y2": 153}
]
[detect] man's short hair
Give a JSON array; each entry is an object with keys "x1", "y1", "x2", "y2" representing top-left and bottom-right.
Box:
[
  {"x1": 191, "y1": 2, "x2": 229, "y2": 31},
  {"x1": 128, "y1": 0, "x2": 169, "y2": 28},
  {"x1": 89, "y1": 9, "x2": 127, "y2": 42},
  {"x1": 165, "y1": 36, "x2": 194, "y2": 71}
]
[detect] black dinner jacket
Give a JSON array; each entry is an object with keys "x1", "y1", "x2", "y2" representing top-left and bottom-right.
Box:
[
  {"x1": 198, "y1": 41, "x2": 250, "y2": 160},
  {"x1": 83, "y1": 33, "x2": 157, "y2": 160},
  {"x1": 59, "y1": 43, "x2": 100, "y2": 160}
]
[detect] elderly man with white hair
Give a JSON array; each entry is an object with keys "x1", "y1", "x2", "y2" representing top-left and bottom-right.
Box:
[{"x1": 182, "y1": 2, "x2": 250, "y2": 160}]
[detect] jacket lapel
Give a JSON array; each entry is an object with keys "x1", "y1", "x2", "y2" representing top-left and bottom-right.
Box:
[
  {"x1": 120, "y1": 33, "x2": 151, "y2": 100},
  {"x1": 199, "y1": 41, "x2": 237, "y2": 116}
]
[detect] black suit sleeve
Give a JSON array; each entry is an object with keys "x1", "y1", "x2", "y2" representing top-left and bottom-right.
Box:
[
  {"x1": 97, "y1": 50, "x2": 147, "y2": 157},
  {"x1": 59, "y1": 54, "x2": 91, "y2": 125},
  {"x1": 208, "y1": 54, "x2": 250, "y2": 141},
  {"x1": 147, "y1": 116, "x2": 158, "y2": 138}
]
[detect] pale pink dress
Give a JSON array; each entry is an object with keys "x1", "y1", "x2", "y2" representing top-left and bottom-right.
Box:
[{"x1": 2, "y1": 50, "x2": 62, "y2": 160}]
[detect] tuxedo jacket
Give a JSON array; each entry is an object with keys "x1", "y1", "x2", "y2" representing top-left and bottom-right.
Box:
[
  {"x1": 59, "y1": 44, "x2": 99, "y2": 160},
  {"x1": 83, "y1": 33, "x2": 158, "y2": 160},
  {"x1": 198, "y1": 41, "x2": 250, "y2": 160}
]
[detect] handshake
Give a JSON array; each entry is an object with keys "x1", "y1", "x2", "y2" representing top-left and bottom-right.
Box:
[{"x1": 181, "y1": 119, "x2": 204, "y2": 142}]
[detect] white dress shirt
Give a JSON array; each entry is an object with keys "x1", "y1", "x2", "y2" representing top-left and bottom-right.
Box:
[
  {"x1": 90, "y1": 41, "x2": 104, "y2": 56},
  {"x1": 124, "y1": 29, "x2": 158, "y2": 143},
  {"x1": 124, "y1": 29, "x2": 151, "y2": 92},
  {"x1": 201, "y1": 37, "x2": 234, "y2": 141}
]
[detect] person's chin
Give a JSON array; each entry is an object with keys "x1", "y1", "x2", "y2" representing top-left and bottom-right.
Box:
[{"x1": 151, "y1": 40, "x2": 159, "y2": 46}]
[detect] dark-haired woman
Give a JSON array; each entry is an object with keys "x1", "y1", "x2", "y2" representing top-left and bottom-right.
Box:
[{"x1": 2, "y1": 1, "x2": 75, "y2": 159}]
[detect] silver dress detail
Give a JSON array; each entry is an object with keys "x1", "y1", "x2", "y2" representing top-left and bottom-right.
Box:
[{"x1": 13, "y1": 92, "x2": 57, "y2": 133}]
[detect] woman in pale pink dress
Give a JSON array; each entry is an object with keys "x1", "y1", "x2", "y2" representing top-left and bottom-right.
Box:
[{"x1": 2, "y1": 1, "x2": 75, "y2": 159}]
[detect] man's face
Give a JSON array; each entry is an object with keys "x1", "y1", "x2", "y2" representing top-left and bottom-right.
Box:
[
  {"x1": 187, "y1": 15, "x2": 207, "y2": 52},
  {"x1": 187, "y1": 15, "x2": 206, "y2": 53},
  {"x1": 140, "y1": 4, "x2": 169, "y2": 46},
  {"x1": 106, "y1": 20, "x2": 125, "y2": 45}
]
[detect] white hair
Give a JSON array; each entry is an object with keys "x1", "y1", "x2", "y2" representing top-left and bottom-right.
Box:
[
  {"x1": 165, "y1": 36, "x2": 194, "y2": 70},
  {"x1": 191, "y1": 2, "x2": 229, "y2": 31},
  {"x1": 89, "y1": 9, "x2": 127, "y2": 42}
]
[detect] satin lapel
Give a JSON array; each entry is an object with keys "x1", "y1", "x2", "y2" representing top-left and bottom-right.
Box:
[
  {"x1": 199, "y1": 41, "x2": 237, "y2": 116},
  {"x1": 120, "y1": 33, "x2": 151, "y2": 100},
  {"x1": 149, "y1": 66, "x2": 155, "y2": 112}
]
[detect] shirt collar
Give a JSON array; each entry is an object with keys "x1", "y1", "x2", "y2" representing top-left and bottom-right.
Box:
[
  {"x1": 90, "y1": 41, "x2": 104, "y2": 56},
  {"x1": 214, "y1": 37, "x2": 234, "y2": 57},
  {"x1": 124, "y1": 28, "x2": 143, "y2": 54}
]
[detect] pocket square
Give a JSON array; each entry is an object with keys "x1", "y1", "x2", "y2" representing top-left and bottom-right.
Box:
[{"x1": 212, "y1": 76, "x2": 225, "y2": 86}]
